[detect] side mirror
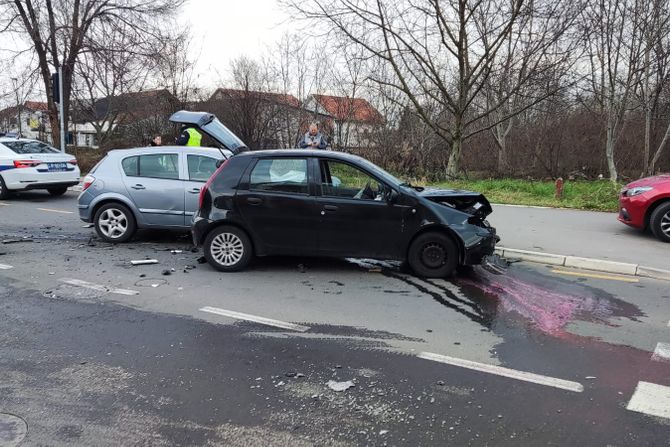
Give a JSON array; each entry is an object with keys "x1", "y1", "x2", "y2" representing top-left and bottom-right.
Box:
[{"x1": 386, "y1": 189, "x2": 399, "y2": 204}]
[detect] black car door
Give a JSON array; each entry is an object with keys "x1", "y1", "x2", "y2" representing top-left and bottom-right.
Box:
[
  {"x1": 236, "y1": 157, "x2": 319, "y2": 256},
  {"x1": 314, "y1": 157, "x2": 407, "y2": 259}
]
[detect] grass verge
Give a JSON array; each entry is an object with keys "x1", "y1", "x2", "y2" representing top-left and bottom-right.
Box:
[{"x1": 432, "y1": 179, "x2": 622, "y2": 212}]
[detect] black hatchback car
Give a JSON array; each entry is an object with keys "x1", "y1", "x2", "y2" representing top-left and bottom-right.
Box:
[
  {"x1": 191, "y1": 151, "x2": 497, "y2": 278},
  {"x1": 171, "y1": 110, "x2": 497, "y2": 277}
]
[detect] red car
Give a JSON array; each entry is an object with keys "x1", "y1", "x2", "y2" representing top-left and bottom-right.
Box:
[{"x1": 619, "y1": 174, "x2": 670, "y2": 242}]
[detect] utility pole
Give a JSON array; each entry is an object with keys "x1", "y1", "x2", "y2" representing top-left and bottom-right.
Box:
[
  {"x1": 10, "y1": 77, "x2": 21, "y2": 136},
  {"x1": 58, "y1": 65, "x2": 65, "y2": 153}
]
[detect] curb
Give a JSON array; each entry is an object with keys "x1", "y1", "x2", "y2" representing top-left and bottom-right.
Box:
[{"x1": 495, "y1": 247, "x2": 670, "y2": 282}]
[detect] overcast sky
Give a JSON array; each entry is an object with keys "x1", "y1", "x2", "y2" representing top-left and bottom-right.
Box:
[
  {"x1": 184, "y1": 0, "x2": 292, "y2": 87},
  {"x1": 0, "y1": 0, "x2": 295, "y2": 106}
]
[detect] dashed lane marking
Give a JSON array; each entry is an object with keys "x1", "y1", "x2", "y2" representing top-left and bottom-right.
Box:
[
  {"x1": 37, "y1": 208, "x2": 74, "y2": 215},
  {"x1": 0, "y1": 202, "x2": 9, "y2": 206},
  {"x1": 199, "y1": 306, "x2": 310, "y2": 332},
  {"x1": 551, "y1": 268, "x2": 639, "y2": 283},
  {"x1": 0, "y1": 264, "x2": 13, "y2": 270},
  {"x1": 59, "y1": 278, "x2": 139, "y2": 296},
  {"x1": 652, "y1": 342, "x2": 670, "y2": 362},
  {"x1": 626, "y1": 381, "x2": 670, "y2": 420},
  {"x1": 417, "y1": 351, "x2": 584, "y2": 393}
]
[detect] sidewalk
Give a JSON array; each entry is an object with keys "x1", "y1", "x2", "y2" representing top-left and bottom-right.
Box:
[{"x1": 489, "y1": 205, "x2": 668, "y2": 272}]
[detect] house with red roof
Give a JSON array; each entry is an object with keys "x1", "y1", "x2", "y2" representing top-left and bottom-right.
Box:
[
  {"x1": 0, "y1": 101, "x2": 51, "y2": 141},
  {"x1": 303, "y1": 94, "x2": 384, "y2": 149}
]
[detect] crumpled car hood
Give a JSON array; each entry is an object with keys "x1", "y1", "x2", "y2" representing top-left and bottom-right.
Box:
[{"x1": 419, "y1": 188, "x2": 493, "y2": 219}]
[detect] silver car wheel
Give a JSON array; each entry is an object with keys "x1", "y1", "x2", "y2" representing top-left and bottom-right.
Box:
[
  {"x1": 210, "y1": 232, "x2": 245, "y2": 266},
  {"x1": 98, "y1": 208, "x2": 129, "y2": 239},
  {"x1": 662, "y1": 211, "x2": 670, "y2": 237}
]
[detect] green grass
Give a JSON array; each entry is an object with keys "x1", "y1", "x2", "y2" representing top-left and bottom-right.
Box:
[{"x1": 431, "y1": 179, "x2": 622, "y2": 212}]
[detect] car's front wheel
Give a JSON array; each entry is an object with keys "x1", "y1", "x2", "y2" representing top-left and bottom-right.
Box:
[
  {"x1": 650, "y1": 201, "x2": 670, "y2": 243},
  {"x1": 47, "y1": 187, "x2": 68, "y2": 197},
  {"x1": 94, "y1": 203, "x2": 137, "y2": 243},
  {"x1": 204, "y1": 226, "x2": 253, "y2": 272},
  {"x1": 408, "y1": 231, "x2": 459, "y2": 278}
]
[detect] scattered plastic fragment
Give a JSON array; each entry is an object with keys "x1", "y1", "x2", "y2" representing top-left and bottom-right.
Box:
[
  {"x1": 171, "y1": 250, "x2": 183, "y2": 254},
  {"x1": 327, "y1": 380, "x2": 355, "y2": 392},
  {"x1": 585, "y1": 376, "x2": 597, "y2": 380},
  {"x1": 131, "y1": 259, "x2": 158, "y2": 265},
  {"x1": 379, "y1": 430, "x2": 389, "y2": 436}
]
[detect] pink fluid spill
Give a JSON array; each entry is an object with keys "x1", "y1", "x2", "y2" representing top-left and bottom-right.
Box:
[{"x1": 457, "y1": 272, "x2": 618, "y2": 335}]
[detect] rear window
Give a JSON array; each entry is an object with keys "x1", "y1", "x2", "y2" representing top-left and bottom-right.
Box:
[{"x1": 2, "y1": 140, "x2": 59, "y2": 154}]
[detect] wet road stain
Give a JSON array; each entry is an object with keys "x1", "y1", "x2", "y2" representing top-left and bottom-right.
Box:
[{"x1": 455, "y1": 268, "x2": 643, "y2": 336}]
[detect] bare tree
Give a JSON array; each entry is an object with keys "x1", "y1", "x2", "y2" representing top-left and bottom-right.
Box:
[
  {"x1": 582, "y1": 0, "x2": 649, "y2": 182},
  {"x1": 634, "y1": 0, "x2": 670, "y2": 176},
  {"x1": 0, "y1": 0, "x2": 184, "y2": 146},
  {"x1": 284, "y1": 0, "x2": 578, "y2": 177},
  {"x1": 73, "y1": 22, "x2": 155, "y2": 147}
]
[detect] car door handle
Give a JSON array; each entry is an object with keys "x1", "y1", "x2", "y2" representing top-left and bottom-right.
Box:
[
  {"x1": 323, "y1": 205, "x2": 338, "y2": 212},
  {"x1": 187, "y1": 188, "x2": 200, "y2": 194},
  {"x1": 131, "y1": 184, "x2": 146, "y2": 190},
  {"x1": 247, "y1": 197, "x2": 263, "y2": 205}
]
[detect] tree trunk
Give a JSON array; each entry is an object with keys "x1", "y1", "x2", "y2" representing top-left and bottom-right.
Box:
[
  {"x1": 446, "y1": 137, "x2": 462, "y2": 178},
  {"x1": 644, "y1": 105, "x2": 651, "y2": 177},
  {"x1": 605, "y1": 115, "x2": 618, "y2": 182},
  {"x1": 649, "y1": 120, "x2": 670, "y2": 175}
]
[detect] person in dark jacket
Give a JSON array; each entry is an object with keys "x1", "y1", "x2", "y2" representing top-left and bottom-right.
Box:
[{"x1": 298, "y1": 123, "x2": 327, "y2": 149}]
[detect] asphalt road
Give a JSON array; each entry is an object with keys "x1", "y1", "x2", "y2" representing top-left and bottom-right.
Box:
[
  {"x1": 489, "y1": 205, "x2": 668, "y2": 270},
  {"x1": 0, "y1": 191, "x2": 669, "y2": 446}
]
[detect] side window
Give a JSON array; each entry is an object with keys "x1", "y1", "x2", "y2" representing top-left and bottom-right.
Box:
[
  {"x1": 249, "y1": 158, "x2": 308, "y2": 194},
  {"x1": 122, "y1": 156, "x2": 138, "y2": 176},
  {"x1": 138, "y1": 154, "x2": 179, "y2": 180},
  {"x1": 188, "y1": 155, "x2": 218, "y2": 182},
  {"x1": 320, "y1": 160, "x2": 385, "y2": 201}
]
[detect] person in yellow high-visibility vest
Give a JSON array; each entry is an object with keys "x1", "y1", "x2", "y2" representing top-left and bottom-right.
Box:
[{"x1": 176, "y1": 126, "x2": 202, "y2": 146}]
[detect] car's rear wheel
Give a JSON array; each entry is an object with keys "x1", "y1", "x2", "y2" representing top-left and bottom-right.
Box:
[
  {"x1": 204, "y1": 226, "x2": 253, "y2": 272},
  {"x1": 94, "y1": 203, "x2": 137, "y2": 243},
  {"x1": 408, "y1": 231, "x2": 459, "y2": 278},
  {"x1": 0, "y1": 175, "x2": 10, "y2": 200},
  {"x1": 650, "y1": 202, "x2": 670, "y2": 243},
  {"x1": 47, "y1": 187, "x2": 68, "y2": 197}
]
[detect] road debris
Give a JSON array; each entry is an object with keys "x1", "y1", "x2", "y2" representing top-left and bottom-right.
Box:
[
  {"x1": 2, "y1": 238, "x2": 33, "y2": 244},
  {"x1": 170, "y1": 250, "x2": 183, "y2": 254},
  {"x1": 197, "y1": 256, "x2": 207, "y2": 264},
  {"x1": 327, "y1": 380, "x2": 355, "y2": 392},
  {"x1": 161, "y1": 270, "x2": 172, "y2": 276},
  {"x1": 131, "y1": 259, "x2": 158, "y2": 265}
]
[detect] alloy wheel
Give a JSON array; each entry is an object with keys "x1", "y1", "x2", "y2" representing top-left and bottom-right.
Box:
[
  {"x1": 98, "y1": 208, "x2": 129, "y2": 239},
  {"x1": 662, "y1": 211, "x2": 670, "y2": 237},
  {"x1": 210, "y1": 232, "x2": 245, "y2": 266}
]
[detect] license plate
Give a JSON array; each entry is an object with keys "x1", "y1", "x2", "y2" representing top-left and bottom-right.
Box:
[{"x1": 48, "y1": 162, "x2": 68, "y2": 172}]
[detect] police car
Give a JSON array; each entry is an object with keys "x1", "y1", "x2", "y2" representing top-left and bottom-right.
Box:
[{"x1": 0, "y1": 137, "x2": 80, "y2": 199}]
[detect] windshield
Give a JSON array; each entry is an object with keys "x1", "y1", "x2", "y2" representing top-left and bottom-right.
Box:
[
  {"x1": 358, "y1": 158, "x2": 405, "y2": 188},
  {"x1": 202, "y1": 118, "x2": 247, "y2": 153},
  {"x1": 2, "y1": 140, "x2": 59, "y2": 154}
]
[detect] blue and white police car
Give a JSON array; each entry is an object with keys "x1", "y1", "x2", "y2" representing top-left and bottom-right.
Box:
[{"x1": 0, "y1": 137, "x2": 80, "y2": 199}]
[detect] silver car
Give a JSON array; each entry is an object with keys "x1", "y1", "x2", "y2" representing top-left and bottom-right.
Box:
[{"x1": 78, "y1": 145, "x2": 233, "y2": 242}]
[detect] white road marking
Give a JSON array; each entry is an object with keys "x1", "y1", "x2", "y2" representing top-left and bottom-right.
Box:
[
  {"x1": 59, "y1": 278, "x2": 139, "y2": 296},
  {"x1": 37, "y1": 208, "x2": 74, "y2": 215},
  {"x1": 626, "y1": 381, "x2": 670, "y2": 420},
  {"x1": 417, "y1": 352, "x2": 584, "y2": 393},
  {"x1": 652, "y1": 342, "x2": 670, "y2": 362},
  {"x1": 0, "y1": 202, "x2": 9, "y2": 206},
  {"x1": 0, "y1": 263, "x2": 13, "y2": 270},
  {"x1": 199, "y1": 306, "x2": 310, "y2": 332}
]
